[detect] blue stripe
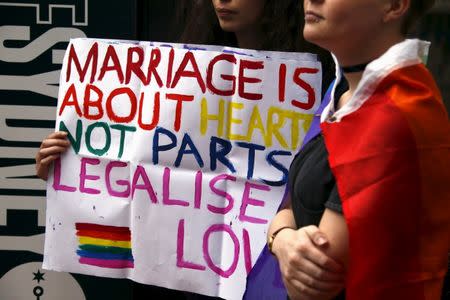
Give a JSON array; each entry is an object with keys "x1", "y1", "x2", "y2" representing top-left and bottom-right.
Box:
[{"x1": 76, "y1": 249, "x2": 134, "y2": 261}]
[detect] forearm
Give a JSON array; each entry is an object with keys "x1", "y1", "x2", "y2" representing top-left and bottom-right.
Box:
[
  {"x1": 267, "y1": 197, "x2": 296, "y2": 239},
  {"x1": 270, "y1": 205, "x2": 346, "y2": 300},
  {"x1": 318, "y1": 208, "x2": 349, "y2": 268}
]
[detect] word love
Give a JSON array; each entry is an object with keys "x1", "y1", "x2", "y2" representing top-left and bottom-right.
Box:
[{"x1": 177, "y1": 219, "x2": 253, "y2": 278}]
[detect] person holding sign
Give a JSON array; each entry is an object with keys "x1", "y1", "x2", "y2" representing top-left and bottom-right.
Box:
[
  {"x1": 36, "y1": 0, "x2": 344, "y2": 299},
  {"x1": 180, "y1": 0, "x2": 335, "y2": 97},
  {"x1": 269, "y1": 0, "x2": 450, "y2": 299}
]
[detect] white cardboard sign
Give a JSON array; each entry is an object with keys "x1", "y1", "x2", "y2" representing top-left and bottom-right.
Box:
[{"x1": 43, "y1": 38, "x2": 321, "y2": 300}]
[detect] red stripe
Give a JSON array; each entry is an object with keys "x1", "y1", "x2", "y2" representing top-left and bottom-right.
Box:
[
  {"x1": 76, "y1": 229, "x2": 131, "y2": 241},
  {"x1": 75, "y1": 223, "x2": 130, "y2": 233},
  {"x1": 323, "y1": 91, "x2": 423, "y2": 299},
  {"x1": 321, "y1": 64, "x2": 449, "y2": 299}
]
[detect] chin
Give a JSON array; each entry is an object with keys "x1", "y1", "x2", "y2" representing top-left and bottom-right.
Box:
[
  {"x1": 218, "y1": 22, "x2": 239, "y2": 33},
  {"x1": 303, "y1": 29, "x2": 319, "y2": 44},
  {"x1": 303, "y1": 29, "x2": 327, "y2": 49}
]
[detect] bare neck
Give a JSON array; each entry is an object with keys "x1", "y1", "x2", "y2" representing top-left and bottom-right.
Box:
[
  {"x1": 336, "y1": 33, "x2": 404, "y2": 109},
  {"x1": 337, "y1": 72, "x2": 363, "y2": 109}
]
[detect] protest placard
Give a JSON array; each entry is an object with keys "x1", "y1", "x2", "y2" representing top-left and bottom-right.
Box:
[{"x1": 43, "y1": 38, "x2": 321, "y2": 300}]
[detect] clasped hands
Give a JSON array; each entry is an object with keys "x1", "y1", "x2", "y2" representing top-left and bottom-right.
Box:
[{"x1": 271, "y1": 225, "x2": 345, "y2": 300}]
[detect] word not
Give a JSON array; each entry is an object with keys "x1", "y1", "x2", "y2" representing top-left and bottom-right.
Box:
[{"x1": 59, "y1": 121, "x2": 291, "y2": 186}]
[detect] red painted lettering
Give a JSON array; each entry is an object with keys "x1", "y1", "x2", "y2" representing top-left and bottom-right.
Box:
[
  {"x1": 166, "y1": 48, "x2": 175, "y2": 88},
  {"x1": 206, "y1": 53, "x2": 237, "y2": 96},
  {"x1": 147, "y1": 48, "x2": 163, "y2": 87},
  {"x1": 98, "y1": 45, "x2": 124, "y2": 83},
  {"x1": 278, "y1": 63, "x2": 286, "y2": 102},
  {"x1": 59, "y1": 83, "x2": 82, "y2": 117},
  {"x1": 83, "y1": 84, "x2": 104, "y2": 120},
  {"x1": 238, "y1": 59, "x2": 264, "y2": 101},
  {"x1": 291, "y1": 67, "x2": 318, "y2": 110},
  {"x1": 138, "y1": 91, "x2": 160, "y2": 131},
  {"x1": 105, "y1": 87, "x2": 137, "y2": 123},
  {"x1": 171, "y1": 51, "x2": 206, "y2": 93},
  {"x1": 165, "y1": 93, "x2": 194, "y2": 132},
  {"x1": 66, "y1": 42, "x2": 98, "y2": 83},
  {"x1": 125, "y1": 46, "x2": 147, "y2": 84}
]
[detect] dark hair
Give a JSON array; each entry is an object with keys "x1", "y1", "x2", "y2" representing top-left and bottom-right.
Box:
[
  {"x1": 178, "y1": 0, "x2": 335, "y2": 97},
  {"x1": 402, "y1": 0, "x2": 435, "y2": 34}
]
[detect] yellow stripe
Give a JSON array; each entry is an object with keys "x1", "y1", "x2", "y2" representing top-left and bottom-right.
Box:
[{"x1": 78, "y1": 236, "x2": 131, "y2": 248}]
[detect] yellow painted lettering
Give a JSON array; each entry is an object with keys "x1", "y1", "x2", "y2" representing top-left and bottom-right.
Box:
[
  {"x1": 227, "y1": 102, "x2": 247, "y2": 140},
  {"x1": 284, "y1": 111, "x2": 313, "y2": 150},
  {"x1": 246, "y1": 105, "x2": 266, "y2": 143},
  {"x1": 266, "y1": 107, "x2": 288, "y2": 149},
  {"x1": 200, "y1": 97, "x2": 225, "y2": 137}
]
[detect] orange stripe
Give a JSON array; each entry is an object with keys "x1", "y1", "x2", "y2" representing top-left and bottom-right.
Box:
[{"x1": 76, "y1": 229, "x2": 131, "y2": 241}]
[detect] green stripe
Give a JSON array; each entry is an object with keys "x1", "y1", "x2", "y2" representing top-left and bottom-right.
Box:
[{"x1": 79, "y1": 244, "x2": 132, "y2": 254}]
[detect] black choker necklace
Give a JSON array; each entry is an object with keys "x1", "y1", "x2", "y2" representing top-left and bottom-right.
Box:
[{"x1": 341, "y1": 62, "x2": 370, "y2": 73}]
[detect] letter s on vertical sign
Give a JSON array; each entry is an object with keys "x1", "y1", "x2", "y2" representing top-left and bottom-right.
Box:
[{"x1": 0, "y1": 26, "x2": 86, "y2": 63}]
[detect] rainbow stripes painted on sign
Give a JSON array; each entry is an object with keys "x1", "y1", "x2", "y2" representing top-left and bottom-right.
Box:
[{"x1": 75, "y1": 223, "x2": 134, "y2": 269}]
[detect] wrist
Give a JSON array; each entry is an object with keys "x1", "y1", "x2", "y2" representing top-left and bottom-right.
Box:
[{"x1": 268, "y1": 226, "x2": 294, "y2": 256}]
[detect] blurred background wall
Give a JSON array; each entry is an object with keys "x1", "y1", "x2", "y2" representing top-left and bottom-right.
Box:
[
  {"x1": 0, "y1": 1, "x2": 137, "y2": 299},
  {"x1": 416, "y1": 1, "x2": 450, "y2": 114}
]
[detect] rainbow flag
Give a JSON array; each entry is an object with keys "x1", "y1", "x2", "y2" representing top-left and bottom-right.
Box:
[
  {"x1": 245, "y1": 39, "x2": 449, "y2": 299},
  {"x1": 75, "y1": 223, "x2": 134, "y2": 269},
  {"x1": 321, "y1": 39, "x2": 450, "y2": 299}
]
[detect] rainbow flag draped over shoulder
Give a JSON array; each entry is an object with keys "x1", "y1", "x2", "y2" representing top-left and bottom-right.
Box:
[{"x1": 321, "y1": 39, "x2": 450, "y2": 299}]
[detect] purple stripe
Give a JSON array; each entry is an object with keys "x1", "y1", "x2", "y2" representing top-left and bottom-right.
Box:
[
  {"x1": 79, "y1": 257, "x2": 134, "y2": 269},
  {"x1": 76, "y1": 249, "x2": 134, "y2": 261},
  {"x1": 301, "y1": 80, "x2": 335, "y2": 148}
]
